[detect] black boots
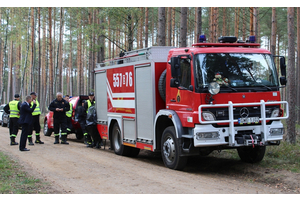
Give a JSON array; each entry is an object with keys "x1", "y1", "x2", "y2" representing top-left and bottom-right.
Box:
[
  {"x1": 28, "y1": 137, "x2": 34, "y2": 145},
  {"x1": 61, "y1": 135, "x2": 69, "y2": 145},
  {"x1": 10, "y1": 137, "x2": 18, "y2": 145},
  {"x1": 35, "y1": 134, "x2": 44, "y2": 144},
  {"x1": 54, "y1": 136, "x2": 59, "y2": 144}
]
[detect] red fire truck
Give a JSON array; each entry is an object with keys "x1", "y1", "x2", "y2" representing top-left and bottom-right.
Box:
[{"x1": 94, "y1": 36, "x2": 289, "y2": 170}]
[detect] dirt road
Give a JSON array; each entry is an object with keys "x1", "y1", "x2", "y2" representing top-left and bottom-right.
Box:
[{"x1": 0, "y1": 126, "x2": 291, "y2": 194}]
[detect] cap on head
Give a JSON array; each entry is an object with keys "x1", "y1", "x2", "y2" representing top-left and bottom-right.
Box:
[
  {"x1": 88, "y1": 92, "x2": 94, "y2": 96},
  {"x1": 14, "y1": 94, "x2": 20, "y2": 98},
  {"x1": 30, "y1": 92, "x2": 37, "y2": 96}
]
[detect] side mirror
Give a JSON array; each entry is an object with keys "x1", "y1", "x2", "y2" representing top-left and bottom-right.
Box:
[
  {"x1": 280, "y1": 57, "x2": 286, "y2": 77},
  {"x1": 280, "y1": 76, "x2": 287, "y2": 85},
  {"x1": 171, "y1": 57, "x2": 181, "y2": 78},
  {"x1": 170, "y1": 78, "x2": 180, "y2": 88}
]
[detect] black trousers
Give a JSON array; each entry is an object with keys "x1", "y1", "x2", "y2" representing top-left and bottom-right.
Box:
[
  {"x1": 66, "y1": 117, "x2": 72, "y2": 133},
  {"x1": 86, "y1": 124, "x2": 101, "y2": 143},
  {"x1": 28, "y1": 115, "x2": 41, "y2": 137},
  {"x1": 19, "y1": 123, "x2": 29, "y2": 150},
  {"x1": 54, "y1": 118, "x2": 67, "y2": 136},
  {"x1": 9, "y1": 117, "x2": 19, "y2": 138}
]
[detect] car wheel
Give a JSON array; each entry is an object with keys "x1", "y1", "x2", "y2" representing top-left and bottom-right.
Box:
[
  {"x1": 43, "y1": 119, "x2": 53, "y2": 136},
  {"x1": 1, "y1": 120, "x2": 7, "y2": 127}
]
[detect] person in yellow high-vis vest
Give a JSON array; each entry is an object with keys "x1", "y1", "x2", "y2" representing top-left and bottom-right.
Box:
[
  {"x1": 3, "y1": 94, "x2": 21, "y2": 145},
  {"x1": 64, "y1": 95, "x2": 73, "y2": 134},
  {"x1": 28, "y1": 92, "x2": 44, "y2": 145},
  {"x1": 83, "y1": 92, "x2": 95, "y2": 147}
]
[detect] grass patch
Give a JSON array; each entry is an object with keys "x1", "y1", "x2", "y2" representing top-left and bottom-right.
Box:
[
  {"x1": 211, "y1": 138, "x2": 300, "y2": 173},
  {"x1": 0, "y1": 151, "x2": 50, "y2": 194}
]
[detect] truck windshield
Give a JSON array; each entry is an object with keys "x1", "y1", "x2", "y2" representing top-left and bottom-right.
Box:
[{"x1": 194, "y1": 53, "x2": 279, "y2": 91}]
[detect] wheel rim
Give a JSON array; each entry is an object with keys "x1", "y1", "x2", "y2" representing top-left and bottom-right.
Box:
[
  {"x1": 113, "y1": 127, "x2": 121, "y2": 151},
  {"x1": 163, "y1": 136, "x2": 176, "y2": 163}
]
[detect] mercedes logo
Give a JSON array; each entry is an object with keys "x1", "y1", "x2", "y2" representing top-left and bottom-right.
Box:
[{"x1": 240, "y1": 107, "x2": 249, "y2": 118}]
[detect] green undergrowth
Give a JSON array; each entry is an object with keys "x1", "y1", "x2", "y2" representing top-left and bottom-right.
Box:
[{"x1": 0, "y1": 151, "x2": 50, "y2": 194}]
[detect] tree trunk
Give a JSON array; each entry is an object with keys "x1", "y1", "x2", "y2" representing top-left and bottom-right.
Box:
[
  {"x1": 242, "y1": 8, "x2": 246, "y2": 41},
  {"x1": 180, "y1": 7, "x2": 187, "y2": 47},
  {"x1": 222, "y1": 7, "x2": 226, "y2": 36},
  {"x1": 158, "y1": 7, "x2": 166, "y2": 46},
  {"x1": 30, "y1": 7, "x2": 34, "y2": 93},
  {"x1": 250, "y1": 7, "x2": 254, "y2": 36},
  {"x1": 271, "y1": 8, "x2": 277, "y2": 55},
  {"x1": 58, "y1": 7, "x2": 63, "y2": 93},
  {"x1": 253, "y1": 7, "x2": 259, "y2": 42},
  {"x1": 37, "y1": 7, "x2": 41, "y2": 103},
  {"x1": 48, "y1": 7, "x2": 54, "y2": 101},
  {"x1": 168, "y1": 7, "x2": 172, "y2": 46},
  {"x1": 297, "y1": 8, "x2": 300, "y2": 123},
  {"x1": 41, "y1": 8, "x2": 47, "y2": 112},
  {"x1": 286, "y1": 7, "x2": 296, "y2": 144},
  {"x1": 196, "y1": 7, "x2": 202, "y2": 43},
  {"x1": 145, "y1": 7, "x2": 149, "y2": 48},
  {"x1": 172, "y1": 8, "x2": 176, "y2": 46}
]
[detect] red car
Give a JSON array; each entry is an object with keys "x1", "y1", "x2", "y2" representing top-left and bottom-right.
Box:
[{"x1": 43, "y1": 95, "x2": 89, "y2": 140}]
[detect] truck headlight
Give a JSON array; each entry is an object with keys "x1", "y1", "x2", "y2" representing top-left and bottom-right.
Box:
[
  {"x1": 270, "y1": 128, "x2": 284, "y2": 135},
  {"x1": 196, "y1": 132, "x2": 219, "y2": 140},
  {"x1": 208, "y1": 82, "x2": 220, "y2": 95},
  {"x1": 202, "y1": 111, "x2": 216, "y2": 121}
]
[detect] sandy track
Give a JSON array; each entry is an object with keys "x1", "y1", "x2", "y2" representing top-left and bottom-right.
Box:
[{"x1": 0, "y1": 126, "x2": 284, "y2": 194}]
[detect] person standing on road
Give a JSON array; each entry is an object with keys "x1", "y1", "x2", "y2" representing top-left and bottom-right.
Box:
[
  {"x1": 27, "y1": 92, "x2": 44, "y2": 145},
  {"x1": 4, "y1": 94, "x2": 21, "y2": 146},
  {"x1": 18, "y1": 95, "x2": 36, "y2": 151},
  {"x1": 84, "y1": 92, "x2": 96, "y2": 147},
  {"x1": 64, "y1": 95, "x2": 73, "y2": 134},
  {"x1": 48, "y1": 92, "x2": 70, "y2": 145},
  {"x1": 78, "y1": 100, "x2": 92, "y2": 147}
]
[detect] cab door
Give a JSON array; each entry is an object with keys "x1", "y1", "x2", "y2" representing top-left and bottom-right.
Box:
[{"x1": 168, "y1": 55, "x2": 195, "y2": 127}]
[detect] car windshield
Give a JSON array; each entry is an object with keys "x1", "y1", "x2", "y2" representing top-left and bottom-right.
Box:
[{"x1": 194, "y1": 53, "x2": 279, "y2": 90}]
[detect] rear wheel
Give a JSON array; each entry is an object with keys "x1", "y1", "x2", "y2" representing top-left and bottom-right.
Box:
[
  {"x1": 1, "y1": 120, "x2": 6, "y2": 127},
  {"x1": 112, "y1": 123, "x2": 130, "y2": 156},
  {"x1": 161, "y1": 126, "x2": 187, "y2": 170},
  {"x1": 43, "y1": 119, "x2": 53, "y2": 136},
  {"x1": 237, "y1": 146, "x2": 266, "y2": 163}
]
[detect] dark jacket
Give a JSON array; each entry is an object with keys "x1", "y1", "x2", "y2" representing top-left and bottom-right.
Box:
[
  {"x1": 18, "y1": 102, "x2": 36, "y2": 125},
  {"x1": 48, "y1": 98, "x2": 70, "y2": 119},
  {"x1": 84, "y1": 99, "x2": 95, "y2": 113},
  {"x1": 77, "y1": 106, "x2": 87, "y2": 123}
]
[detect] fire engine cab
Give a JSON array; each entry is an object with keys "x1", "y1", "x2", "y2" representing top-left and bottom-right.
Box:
[{"x1": 94, "y1": 35, "x2": 289, "y2": 170}]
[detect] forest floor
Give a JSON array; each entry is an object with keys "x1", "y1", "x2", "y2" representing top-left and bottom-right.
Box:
[{"x1": 0, "y1": 126, "x2": 300, "y2": 194}]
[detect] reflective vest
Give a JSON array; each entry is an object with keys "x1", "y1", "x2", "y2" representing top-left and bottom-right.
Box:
[
  {"x1": 66, "y1": 103, "x2": 73, "y2": 117},
  {"x1": 31, "y1": 100, "x2": 41, "y2": 116},
  {"x1": 86, "y1": 99, "x2": 95, "y2": 113},
  {"x1": 9, "y1": 100, "x2": 20, "y2": 118}
]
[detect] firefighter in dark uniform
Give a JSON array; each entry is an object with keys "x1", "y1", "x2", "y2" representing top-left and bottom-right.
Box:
[
  {"x1": 4, "y1": 94, "x2": 21, "y2": 145},
  {"x1": 28, "y1": 92, "x2": 44, "y2": 145},
  {"x1": 84, "y1": 92, "x2": 95, "y2": 147},
  {"x1": 78, "y1": 100, "x2": 92, "y2": 147},
  {"x1": 48, "y1": 92, "x2": 70, "y2": 144},
  {"x1": 64, "y1": 95, "x2": 73, "y2": 134}
]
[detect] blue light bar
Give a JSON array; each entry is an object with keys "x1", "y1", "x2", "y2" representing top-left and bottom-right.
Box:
[
  {"x1": 199, "y1": 35, "x2": 206, "y2": 43},
  {"x1": 249, "y1": 36, "x2": 256, "y2": 43}
]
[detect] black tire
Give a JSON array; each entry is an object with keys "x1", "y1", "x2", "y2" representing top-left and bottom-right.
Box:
[
  {"x1": 127, "y1": 147, "x2": 140, "y2": 157},
  {"x1": 158, "y1": 69, "x2": 167, "y2": 102},
  {"x1": 1, "y1": 120, "x2": 6, "y2": 127},
  {"x1": 237, "y1": 146, "x2": 266, "y2": 163},
  {"x1": 112, "y1": 123, "x2": 130, "y2": 156},
  {"x1": 161, "y1": 126, "x2": 187, "y2": 170},
  {"x1": 43, "y1": 119, "x2": 53, "y2": 136}
]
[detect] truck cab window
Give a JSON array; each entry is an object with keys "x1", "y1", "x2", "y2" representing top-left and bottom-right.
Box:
[{"x1": 179, "y1": 59, "x2": 191, "y2": 89}]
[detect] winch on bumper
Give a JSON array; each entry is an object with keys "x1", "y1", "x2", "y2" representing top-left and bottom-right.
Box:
[{"x1": 194, "y1": 100, "x2": 289, "y2": 147}]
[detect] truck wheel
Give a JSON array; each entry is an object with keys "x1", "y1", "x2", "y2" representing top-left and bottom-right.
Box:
[
  {"x1": 158, "y1": 69, "x2": 167, "y2": 102},
  {"x1": 237, "y1": 146, "x2": 266, "y2": 163},
  {"x1": 161, "y1": 126, "x2": 187, "y2": 170},
  {"x1": 112, "y1": 123, "x2": 130, "y2": 156},
  {"x1": 43, "y1": 119, "x2": 53, "y2": 136}
]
